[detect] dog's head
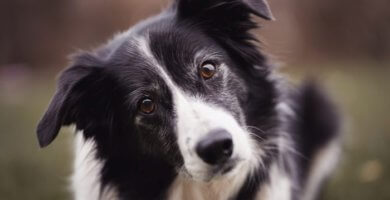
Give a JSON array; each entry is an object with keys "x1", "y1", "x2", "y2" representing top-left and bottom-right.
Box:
[{"x1": 37, "y1": 0, "x2": 278, "y2": 182}]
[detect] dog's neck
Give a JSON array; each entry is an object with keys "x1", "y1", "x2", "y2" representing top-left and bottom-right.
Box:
[
  {"x1": 72, "y1": 132, "x2": 252, "y2": 200},
  {"x1": 167, "y1": 161, "x2": 292, "y2": 200},
  {"x1": 72, "y1": 132, "x2": 292, "y2": 200},
  {"x1": 72, "y1": 132, "x2": 176, "y2": 200},
  {"x1": 167, "y1": 162, "x2": 251, "y2": 200}
]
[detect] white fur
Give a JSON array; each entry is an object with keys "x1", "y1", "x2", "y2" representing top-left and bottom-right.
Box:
[
  {"x1": 301, "y1": 139, "x2": 341, "y2": 200},
  {"x1": 68, "y1": 36, "x2": 338, "y2": 200},
  {"x1": 72, "y1": 132, "x2": 117, "y2": 200},
  {"x1": 256, "y1": 163, "x2": 292, "y2": 200},
  {"x1": 175, "y1": 96, "x2": 261, "y2": 179},
  {"x1": 167, "y1": 162, "x2": 249, "y2": 200},
  {"x1": 137, "y1": 36, "x2": 261, "y2": 188},
  {"x1": 276, "y1": 102, "x2": 295, "y2": 118}
]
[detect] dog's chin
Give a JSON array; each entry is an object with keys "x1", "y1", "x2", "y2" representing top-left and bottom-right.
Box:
[{"x1": 183, "y1": 159, "x2": 239, "y2": 182}]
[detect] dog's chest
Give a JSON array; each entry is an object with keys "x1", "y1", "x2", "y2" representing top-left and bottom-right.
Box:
[{"x1": 167, "y1": 164, "x2": 292, "y2": 200}]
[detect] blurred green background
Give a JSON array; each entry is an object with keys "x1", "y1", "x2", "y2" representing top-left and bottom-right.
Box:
[{"x1": 0, "y1": 0, "x2": 389, "y2": 199}]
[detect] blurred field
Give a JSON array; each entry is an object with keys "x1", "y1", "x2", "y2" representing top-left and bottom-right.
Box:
[
  {"x1": 1, "y1": 0, "x2": 389, "y2": 199},
  {"x1": 284, "y1": 63, "x2": 390, "y2": 200},
  {"x1": 0, "y1": 63, "x2": 389, "y2": 200}
]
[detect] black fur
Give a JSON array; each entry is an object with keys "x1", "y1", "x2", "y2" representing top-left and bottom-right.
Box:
[
  {"x1": 36, "y1": 0, "x2": 341, "y2": 199},
  {"x1": 292, "y1": 81, "x2": 341, "y2": 189}
]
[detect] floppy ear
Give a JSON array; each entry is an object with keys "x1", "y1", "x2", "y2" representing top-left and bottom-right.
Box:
[
  {"x1": 36, "y1": 55, "x2": 101, "y2": 148},
  {"x1": 175, "y1": 0, "x2": 274, "y2": 21}
]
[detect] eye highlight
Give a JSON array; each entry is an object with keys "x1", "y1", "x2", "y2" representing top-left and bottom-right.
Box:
[
  {"x1": 200, "y1": 62, "x2": 216, "y2": 79},
  {"x1": 139, "y1": 98, "x2": 155, "y2": 114}
]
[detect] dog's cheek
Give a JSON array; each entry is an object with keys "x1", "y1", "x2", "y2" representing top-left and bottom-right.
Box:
[
  {"x1": 134, "y1": 116, "x2": 162, "y2": 154},
  {"x1": 218, "y1": 68, "x2": 248, "y2": 125},
  {"x1": 135, "y1": 114, "x2": 183, "y2": 166},
  {"x1": 216, "y1": 93, "x2": 247, "y2": 126}
]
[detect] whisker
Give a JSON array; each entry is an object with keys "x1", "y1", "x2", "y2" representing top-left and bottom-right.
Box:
[
  {"x1": 245, "y1": 125, "x2": 266, "y2": 134},
  {"x1": 248, "y1": 131, "x2": 265, "y2": 141},
  {"x1": 259, "y1": 137, "x2": 307, "y2": 160}
]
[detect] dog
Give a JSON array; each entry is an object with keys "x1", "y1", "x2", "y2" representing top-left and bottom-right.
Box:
[{"x1": 36, "y1": 0, "x2": 342, "y2": 199}]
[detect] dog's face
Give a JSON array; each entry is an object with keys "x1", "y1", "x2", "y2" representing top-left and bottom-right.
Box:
[{"x1": 37, "y1": 0, "x2": 277, "y2": 183}]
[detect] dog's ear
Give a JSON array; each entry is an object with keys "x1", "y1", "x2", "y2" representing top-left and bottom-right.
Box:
[
  {"x1": 174, "y1": 0, "x2": 274, "y2": 72},
  {"x1": 175, "y1": 0, "x2": 274, "y2": 21},
  {"x1": 36, "y1": 54, "x2": 102, "y2": 147}
]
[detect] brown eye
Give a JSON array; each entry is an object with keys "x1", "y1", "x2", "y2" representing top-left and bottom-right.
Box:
[
  {"x1": 200, "y1": 62, "x2": 216, "y2": 79},
  {"x1": 139, "y1": 98, "x2": 155, "y2": 114}
]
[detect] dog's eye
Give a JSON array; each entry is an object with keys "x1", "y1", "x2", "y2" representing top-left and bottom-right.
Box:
[
  {"x1": 200, "y1": 62, "x2": 216, "y2": 79},
  {"x1": 139, "y1": 98, "x2": 155, "y2": 114}
]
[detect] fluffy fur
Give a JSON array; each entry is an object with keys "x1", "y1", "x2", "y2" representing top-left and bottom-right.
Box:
[{"x1": 36, "y1": 0, "x2": 341, "y2": 199}]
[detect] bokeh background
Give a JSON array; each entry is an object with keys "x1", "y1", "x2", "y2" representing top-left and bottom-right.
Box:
[{"x1": 0, "y1": 0, "x2": 389, "y2": 199}]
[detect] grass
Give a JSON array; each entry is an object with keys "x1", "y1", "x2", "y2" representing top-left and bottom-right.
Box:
[
  {"x1": 0, "y1": 63, "x2": 389, "y2": 199},
  {"x1": 283, "y1": 63, "x2": 390, "y2": 200},
  {"x1": 0, "y1": 78, "x2": 72, "y2": 200}
]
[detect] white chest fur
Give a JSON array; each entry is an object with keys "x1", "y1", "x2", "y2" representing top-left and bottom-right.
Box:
[
  {"x1": 71, "y1": 133, "x2": 118, "y2": 200},
  {"x1": 255, "y1": 163, "x2": 292, "y2": 200},
  {"x1": 167, "y1": 163, "x2": 292, "y2": 200},
  {"x1": 167, "y1": 173, "x2": 247, "y2": 200},
  {"x1": 71, "y1": 133, "x2": 292, "y2": 200}
]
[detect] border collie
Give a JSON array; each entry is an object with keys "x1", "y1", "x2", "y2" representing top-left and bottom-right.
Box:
[{"x1": 37, "y1": 0, "x2": 341, "y2": 199}]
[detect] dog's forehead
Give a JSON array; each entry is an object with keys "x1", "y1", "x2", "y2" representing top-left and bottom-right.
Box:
[
  {"x1": 106, "y1": 22, "x2": 212, "y2": 66},
  {"x1": 103, "y1": 20, "x2": 227, "y2": 93}
]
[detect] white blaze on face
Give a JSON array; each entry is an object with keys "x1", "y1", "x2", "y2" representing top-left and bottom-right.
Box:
[
  {"x1": 136, "y1": 36, "x2": 260, "y2": 181},
  {"x1": 175, "y1": 96, "x2": 257, "y2": 180}
]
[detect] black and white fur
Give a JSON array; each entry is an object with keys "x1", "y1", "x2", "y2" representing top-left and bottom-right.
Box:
[{"x1": 37, "y1": 0, "x2": 341, "y2": 199}]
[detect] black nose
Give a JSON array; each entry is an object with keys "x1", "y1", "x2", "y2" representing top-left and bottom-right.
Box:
[{"x1": 196, "y1": 129, "x2": 233, "y2": 165}]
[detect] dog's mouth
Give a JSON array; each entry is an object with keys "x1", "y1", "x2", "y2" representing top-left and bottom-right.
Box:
[
  {"x1": 213, "y1": 158, "x2": 238, "y2": 175},
  {"x1": 182, "y1": 157, "x2": 241, "y2": 182},
  {"x1": 206, "y1": 158, "x2": 242, "y2": 181}
]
